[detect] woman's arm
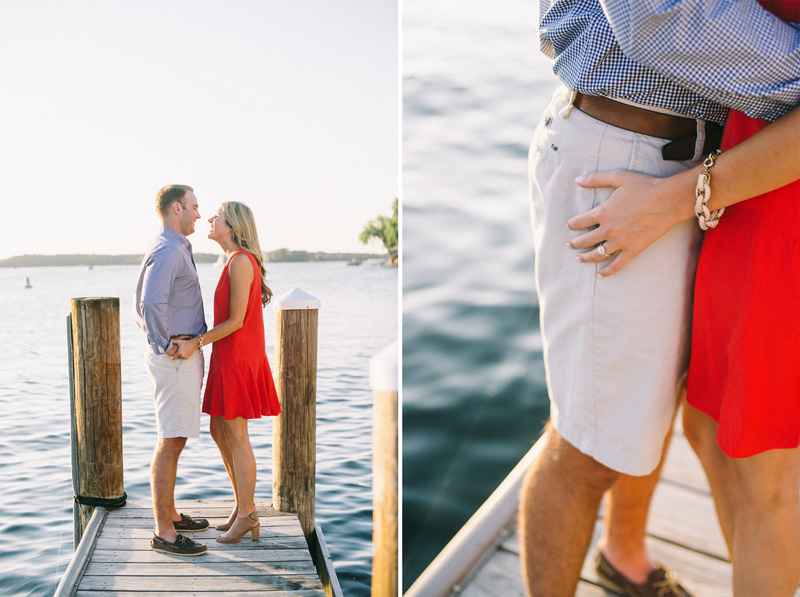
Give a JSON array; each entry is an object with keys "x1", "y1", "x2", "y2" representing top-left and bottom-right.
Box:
[
  {"x1": 567, "y1": 104, "x2": 800, "y2": 277},
  {"x1": 173, "y1": 253, "x2": 254, "y2": 359}
]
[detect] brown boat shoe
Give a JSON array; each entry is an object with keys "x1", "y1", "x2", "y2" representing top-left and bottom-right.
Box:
[
  {"x1": 595, "y1": 552, "x2": 694, "y2": 597},
  {"x1": 150, "y1": 533, "x2": 208, "y2": 556},
  {"x1": 172, "y1": 513, "x2": 209, "y2": 532}
]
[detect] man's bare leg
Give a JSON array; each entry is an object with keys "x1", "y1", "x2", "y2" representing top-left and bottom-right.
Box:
[
  {"x1": 151, "y1": 436, "x2": 186, "y2": 542},
  {"x1": 598, "y1": 465, "x2": 664, "y2": 583},
  {"x1": 520, "y1": 423, "x2": 619, "y2": 596},
  {"x1": 598, "y1": 396, "x2": 680, "y2": 583}
]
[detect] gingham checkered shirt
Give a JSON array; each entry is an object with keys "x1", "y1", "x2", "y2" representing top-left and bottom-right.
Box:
[{"x1": 538, "y1": 0, "x2": 800, "y2": 124}]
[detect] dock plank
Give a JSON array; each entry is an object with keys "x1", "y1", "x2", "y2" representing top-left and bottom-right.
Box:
[
  {"x1": 78, "y1": 574, "x2": 323, "y2": 591},
  {"x1": 75, "y1": 593, "x2": 324, "y2": 597},
  {"x1": 93, "y1": 536, "x2": 309, "y2": 549},
  {"x1": 73, "y1": 499, "x2": 325, "y2": 596},
  {"x1": 89, "y1": 549, "x2": 315, "y2": 564},
  {"x1": 84, "y1": 561, "x2": 317, "y2": 576}
]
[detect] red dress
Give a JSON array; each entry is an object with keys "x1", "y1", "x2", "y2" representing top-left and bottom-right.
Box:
[
  {"x1": 202, "y1": 250, "x2": 281, "y2": 419},
  {"x1": 686, "y1": 0, "x2": 800, "y2": 457}
]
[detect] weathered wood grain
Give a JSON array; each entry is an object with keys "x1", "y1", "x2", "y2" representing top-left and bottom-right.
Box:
[
  {"x1": 77, "y1": 574, "x2": 323, "y2": 591},
  {"x1": 83, "y1": 561, "x2": 317, "y2": 576},
  {"x1": 75, "y1": 588, "x2": 322, "y2": 597},
  {"x1": 88, "y1": 549, "x2": 315, "y2": 564},
  {"x1": 372, "y1": 388, "x2": 398, "y2": 597},
  {"x1": 70, "y1": 297, "x2": 124, "y2": 535},
  {"x1": 273, "y1": 307, "x2": 319, "y2": 539},
  {"x1": 72, "y1": 499, "x2": 326, "y2": 596}
]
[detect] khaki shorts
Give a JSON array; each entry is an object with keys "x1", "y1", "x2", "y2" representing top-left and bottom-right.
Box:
[
  {"x1": 529, "y1": 87, "x2": 703, "y2": 475},
  {"x1": 145, "y1": 348, "x2": 204, "y2": 439}
]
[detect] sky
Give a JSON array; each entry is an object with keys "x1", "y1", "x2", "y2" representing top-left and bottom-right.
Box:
[{"x1": 0, "y1": 0, "x2": 398, "y2": 258}]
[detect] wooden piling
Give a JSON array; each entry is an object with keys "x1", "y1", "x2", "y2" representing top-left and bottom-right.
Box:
[
  {"x1": 272, "y1": 288, "x2": 321, "y2": 539},
  {"x1": 68, "y1": 297, "x2": 124, "y2": 537},
  {"x1": 370, "y1": 340, "x2": 399, "y2": 597}
]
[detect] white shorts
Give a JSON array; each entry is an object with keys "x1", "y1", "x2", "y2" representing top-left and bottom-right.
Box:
[
  {"x1": 145, "y1": 348, "x2": 204, "y2": 439},
  {"x1": 529, "y1": 87, "x2": 703, "y2": 476}
]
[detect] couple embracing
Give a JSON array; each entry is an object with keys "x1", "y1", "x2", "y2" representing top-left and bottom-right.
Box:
[
  {"x1": 521, "y1": 0, "x2": 799, "y2": 595},
  {"x1": 134, "y1": 184, "x2": 281, "y2": 556}
]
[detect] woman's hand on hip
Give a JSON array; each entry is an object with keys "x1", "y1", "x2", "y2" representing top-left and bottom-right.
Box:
[{"x1": 566, "y1": 169, "x2": 694, "y2": 277}]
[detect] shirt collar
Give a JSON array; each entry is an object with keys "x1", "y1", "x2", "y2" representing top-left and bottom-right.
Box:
[{"x1": 160, "y1": 225, "x2": 191, "y2": 249}]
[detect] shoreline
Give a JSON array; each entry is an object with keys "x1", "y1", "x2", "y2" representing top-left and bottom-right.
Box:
[{"x1": 0, "y1": 250, "x2": 387, "y2": 268}]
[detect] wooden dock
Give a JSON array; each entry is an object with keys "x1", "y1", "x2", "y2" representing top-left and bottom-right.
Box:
[
  {"x1": 407, "y1": 412, "x2": 800, "y2": 596},
  {"x1": 57, "y1": 499, "x2": 340, "y2": 597}
]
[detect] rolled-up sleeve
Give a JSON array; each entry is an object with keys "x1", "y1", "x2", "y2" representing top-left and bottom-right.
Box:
[
  {"x1": 138, "y1": 246, "x2": 179, "y2": 354},
  {"x1": 601, "y1": 0, "x2": 800, "y2": 120}
]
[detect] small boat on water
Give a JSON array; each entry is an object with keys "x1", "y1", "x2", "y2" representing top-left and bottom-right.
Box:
[
  {"x1": 214, "y1": 254, "x2": 226, "y2": 267},
  {"x1": 24, "y1": 277, "x2": 32, "y2": 288},
  {"x1": 347, "y1": 258, "x2": 362, "y2": 266}
]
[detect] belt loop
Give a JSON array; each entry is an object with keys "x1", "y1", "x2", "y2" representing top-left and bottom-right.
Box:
[
  {"x1": 560, "y1": 89, "x2": 577, "y2": 119},
  {"x1": 692, "y1": 120, "x2": 707, "y2": 162}
]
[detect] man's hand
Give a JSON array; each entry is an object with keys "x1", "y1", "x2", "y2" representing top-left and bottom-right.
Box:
[
  {"x1": 166, "y1": 345, "x2": 178, "y2": 358},
  {"x1": 171, "y1": 338, "x2": 198, "y2": 360}
]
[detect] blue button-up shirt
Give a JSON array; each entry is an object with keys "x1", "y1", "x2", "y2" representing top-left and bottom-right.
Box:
[
  {"x1": 133, "y1": 226, "x2": 207, "y2": 354},
  {"x1": 538, "y1": 0, "x2": 800, "y2": 124}
]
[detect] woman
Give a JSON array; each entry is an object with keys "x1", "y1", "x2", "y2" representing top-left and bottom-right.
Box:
[
  {"x1": 174, "y1": 201, "x2": 281, "y2": 543},
  {"x1": 565, "y1": 40, "x2": 800, "y2": 597}
]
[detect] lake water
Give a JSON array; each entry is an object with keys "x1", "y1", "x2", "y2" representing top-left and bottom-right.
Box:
[
  {"x1": 402, "y1": 0, "x2": 561, "y2": 590},
  {"x1": 0, "y1": 260, "x2": 397, "y2": 596}
]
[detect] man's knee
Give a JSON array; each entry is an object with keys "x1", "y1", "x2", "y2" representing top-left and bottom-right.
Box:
[
  {"x1": 540, "y1": 424, "x2": 619, "y2": 492},
  {"x1": 156, "y1": 436, "x2": 187, "y2": 459}
]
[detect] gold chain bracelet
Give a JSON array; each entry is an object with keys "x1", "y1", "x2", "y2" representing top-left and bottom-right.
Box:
[{"x1": 695, "y1": 150, "x2": 724, "y2": 230}]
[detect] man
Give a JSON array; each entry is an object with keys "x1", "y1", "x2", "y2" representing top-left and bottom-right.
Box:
[
  {"x1": 519, "y1": 0, "x2": 800, "y2": 595},
  {"x1": 134, "y1": 184, "x2": 210, "y2": 556}
]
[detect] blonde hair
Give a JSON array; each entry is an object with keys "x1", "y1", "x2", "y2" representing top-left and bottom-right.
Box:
[{"x1": 221, "y1": 201, "x2": 272, "y2": 306}]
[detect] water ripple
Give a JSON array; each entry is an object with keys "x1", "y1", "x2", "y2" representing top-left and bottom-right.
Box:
[
  {"x1": 0, "y1": 261, "x2": 396, "y2": 596},
  {"x1": 402, "y1": 0, "x2": 560, "y2": 588}
]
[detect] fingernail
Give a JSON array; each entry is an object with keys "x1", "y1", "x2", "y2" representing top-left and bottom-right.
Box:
[
  {"x1": 575, "y1": 176, "x2": 585, "y2": 184},
  {"x1": 597, "y1": 273, "x2": 604, "y2": 279},
  {"x1": 575, "y1": 256, "x2": 581, "y2": 263},
  {"x1": 566, "y1": 241, "x2": 573, "y2": 248}
]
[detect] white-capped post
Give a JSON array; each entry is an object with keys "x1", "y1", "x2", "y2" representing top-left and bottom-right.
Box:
[
  {"x1": 272, "y1": 288, "x2": 321, "y2": 539},
  {"x1": 370, "y1": 340, "x2": 398, "y2": 597}
]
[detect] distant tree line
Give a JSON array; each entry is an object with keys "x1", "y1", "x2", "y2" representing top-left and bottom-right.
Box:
[{"x1": 0, "y1": 249, "x2": 384, "y2": 268}]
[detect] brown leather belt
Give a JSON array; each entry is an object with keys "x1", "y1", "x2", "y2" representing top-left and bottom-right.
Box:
[{"x1": 572, "y1": 92, "x2": 723, "y2": 160}]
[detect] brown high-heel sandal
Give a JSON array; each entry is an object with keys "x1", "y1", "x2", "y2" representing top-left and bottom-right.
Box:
[
  {"x1": 216, "y1": 511, "x2": 260, "y2": 543},
  {"x1": 216, "y1": 509, "x2": 238, "y2": 531}
]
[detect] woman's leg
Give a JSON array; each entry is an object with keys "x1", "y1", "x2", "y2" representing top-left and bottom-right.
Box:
[
  {"x1": 682, "y1": 403, "x2": 735, "y2": 556},
  {"x1": 685, "y1": 403, "x2": 800, "y2": 594},
  {"x1": 727, "y1": 446, "x2": 800, "y2": 596},
  {"x1": 221, "y1": 416, "x2": 257, "y2": 517},
  {"x1": 209, "y1": 416, "x2": 239, "y2": 528}
]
